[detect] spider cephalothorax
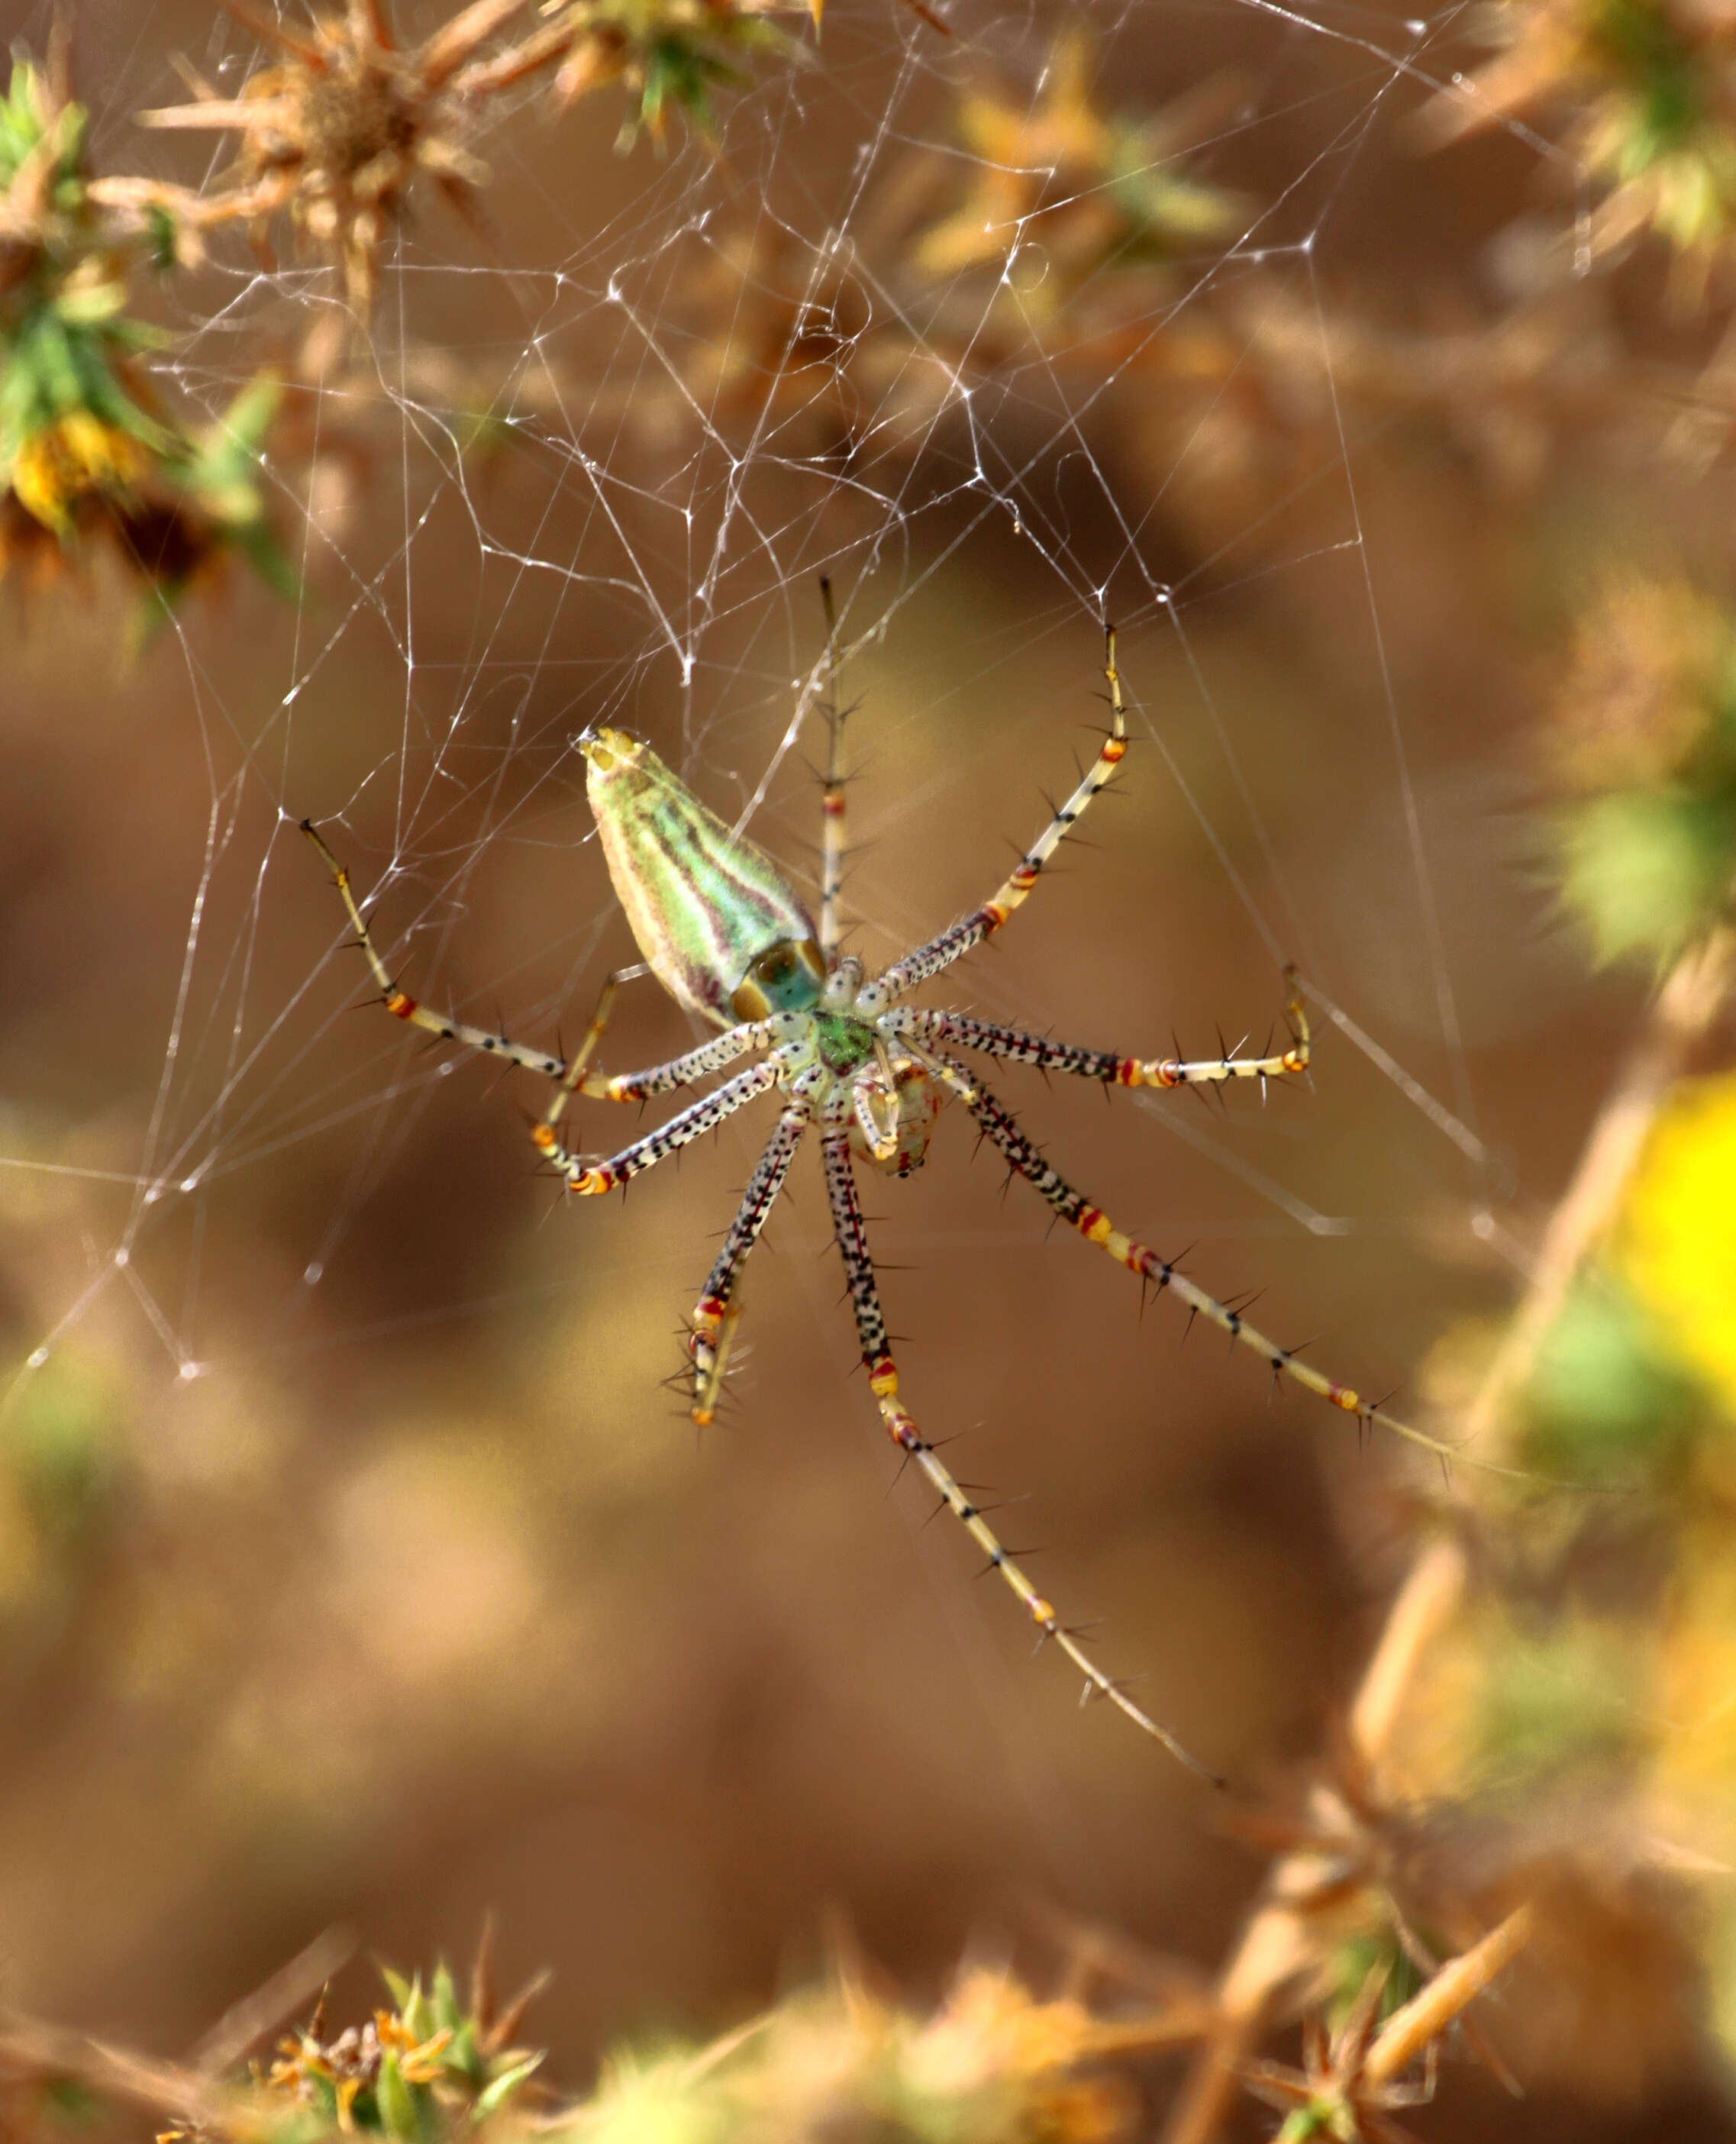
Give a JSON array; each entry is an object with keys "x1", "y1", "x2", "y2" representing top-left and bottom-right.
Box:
[{"x1": 307, "y1": 622, "x2": 1492, "y2": 1774}]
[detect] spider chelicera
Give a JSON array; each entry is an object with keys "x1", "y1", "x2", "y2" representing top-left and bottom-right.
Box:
[{"x1": 304, "y1": 612, "x2": 1467, "y2": 1777}]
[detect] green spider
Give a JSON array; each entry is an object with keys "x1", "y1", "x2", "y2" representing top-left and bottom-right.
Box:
[{"x1": 305, "y1": 619, "x2": 1467, "y2": 1777}]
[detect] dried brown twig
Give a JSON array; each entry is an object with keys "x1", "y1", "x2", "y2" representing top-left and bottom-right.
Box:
[
  {"x1": 137, "y1": 0, "x2": 540, "y2": 325},
  {"x1": 0, "y1": 2017, "x2": 231, "y2": 2133},
  {"x1": 1163, "y1": 925, "x2": 1736, "y2": 2144},
  {"x1": 1243, "y1": 1907, "x2": 1536, "y2": 2144}
]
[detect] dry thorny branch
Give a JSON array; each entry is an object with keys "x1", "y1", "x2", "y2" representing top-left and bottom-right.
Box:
[
  {"x1": 20, "y1": 7, "x2": 1736, "y2": 594},
  {"x1": 1163, "y1": 925, "x2": 1736, "y2": 2144},
  {"x1": 0, "y1": 1907, "x2": 1535, "y2": 2144}
]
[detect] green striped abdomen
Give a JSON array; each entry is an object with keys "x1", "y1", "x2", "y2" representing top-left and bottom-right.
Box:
[{"x1": 583, "y1": 727, "x2": 823, "y2": 1025}]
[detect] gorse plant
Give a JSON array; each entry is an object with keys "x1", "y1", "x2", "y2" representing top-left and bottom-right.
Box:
[
  {"x1": 0, "y1": 1936, "x2": 1537, "y2": 2144},
  {"x1": 267, "y1": 1962, "x2": 547, "y2": 2136},
  {"x1": 0, "y1": 54, "x2": 162, "y2": 532},
  {"x1": 1422, "y1": 0, "x2": 1736, "y2": 279},
  {"x1": 537, "y1": 0, "x2": 821, "y2": 144},
  {"x1": 134, "y1": 0, "x2": 828, "y2": 342},
  {"x1": 0, "y1": 48, "x2": 285, "y2": 605}
]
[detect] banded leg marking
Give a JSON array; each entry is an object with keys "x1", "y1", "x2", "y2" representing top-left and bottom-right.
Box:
[
  {"x1": 303, "y1": 819, "x2": 570, "y2": 1082},
  {"x1": 818, "y1": 1127, "x2": 1218, "y2": 1781},
  {"x1": 537, "y1": 1059, "x2": 780, "y2": 1194},
  {"x1": 537, "y1": 1010, "x2": 770, "y2": 1115},
  {"x1": 689, "y1": 1106, "x2": 808, "y2": 1426},
  {"x1": 302, "y1": 820, "x2": 767, "y2": 1106},
  {"x1": 866, "y1": 628, "x2": 1130, "y2": 1007},
  {"x1": 954, "y1": 1064, "x2": 1524, "y2": 1479},
  {"x1": 900, "y1": 974, "x2": 1310, "y2": 1091}
]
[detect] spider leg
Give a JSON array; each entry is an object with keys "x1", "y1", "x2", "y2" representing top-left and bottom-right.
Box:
[
  {"x1": 818, "y1": 576, "x2": 849, "y2": 961},
  {"x1": 862, "y1": 628, "x2": 1128, "y2": 1009},
  {"x1": 537, "y1": 1060, "x2": 781, "y2": 1193},
  {"x1": 304, "y1": 819, "x2": 573, "y2": 1079},
  {"x1": 818, "y1": 1122, "x2": 1218, "y2": 1781},
  {"x1": 689, "y1": 1106, "x2": 808, "y2": 1426},
  {"x1": 303, "y1": 820, "x2": 769, "y2": 1102},
  {"x1": 537, "y1": 975, "x2": 773, "y2": 1130},
  {"x1": 897, "y1": 971, "x2": 1310, "y2": 1090},
  {"x1": 925, "y1": 1053, "x2": 1528, "y2": 1480}
]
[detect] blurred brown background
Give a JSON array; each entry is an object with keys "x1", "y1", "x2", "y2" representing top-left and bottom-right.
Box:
[{"x1": 0, "y1": 0, "x2": 1728, "y2": 2133}]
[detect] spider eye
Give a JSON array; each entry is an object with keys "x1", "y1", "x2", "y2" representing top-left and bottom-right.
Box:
[{"x1": 580, "y1": 725, "x2": 650, "y2": 775}]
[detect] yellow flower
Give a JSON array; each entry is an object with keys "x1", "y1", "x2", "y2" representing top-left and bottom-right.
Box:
[
  {"x1": 8, "y1": 410, "x2": 146, "y2": 531},
  {"x1": 1620, "y1": 1073, "x2": 1736, "y2": 1415},
  {"x1": 375, "y1": 2010, "x2": 453, "y2": 2084}
]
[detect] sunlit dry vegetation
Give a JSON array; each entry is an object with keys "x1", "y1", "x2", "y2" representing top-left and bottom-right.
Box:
[{"x1": 2, "y1": 2, "x2": 1736, "y2": 2141}]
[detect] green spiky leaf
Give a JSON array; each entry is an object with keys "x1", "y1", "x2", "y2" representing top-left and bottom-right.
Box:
[
  {"x1": 473, "y1": 2052, "x2": 545, "y2": 2121},
  {"x1": 375, "y1": 2049, "x2": 422, "y2": 2142}
]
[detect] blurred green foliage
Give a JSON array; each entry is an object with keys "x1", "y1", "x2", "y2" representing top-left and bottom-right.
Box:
[
  {"x1": 1517, "y1": 1272, "x2": 1702, "y2": 1484},
  {"x1": 1321, "y1": 1936, "x2": 1425, "y2": 2036},
  {"x1": 0, "y1": 58, "x2": 168, "y2": 530},
  {"x1": 0, "y1": 1349, "x2": 120, "y2": 1618},
  {"x1": 0, "y1": 52, "x2": 286, "y2": 605},
  {"x1": 1583, "y1": 0, "x2": 1736, "y2": 254},
  {"x1": 269, "y1": 1962, "x2": 544, "y2": 2138},
  {"x1": 911, "y1": 34, "x2": 1244, "y2": 310},
  {"x1": 105, "y1": 1962, "x2": 1168, "y2": 2144},
  {"x1": 1438, "y1": 0, "x2": 1736, "y2": 269},
  {"x1": 1406, "y1": 1056, "x2": 1736, "y2": 2065},
  {"x1": 1559, "y1": 788, "x2": 1736, "y2": 965},
  {"x1": 8, "y1": 1349, "x2": 117, "y2": 1548},
  {"x1": 549, "y1": 0, "x2": 808, "y2": 144},
  {"x1": 1551, "y1": 576, "x2": 1736, "y2": 965},
  {"x1": 1476, "y1": 1620, "x2": 1644, "y2": 1781}
]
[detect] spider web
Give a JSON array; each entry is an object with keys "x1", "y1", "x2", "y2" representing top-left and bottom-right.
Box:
[{"x1": 0, "y1": 0, "x2": 1599, "y2": 2042}]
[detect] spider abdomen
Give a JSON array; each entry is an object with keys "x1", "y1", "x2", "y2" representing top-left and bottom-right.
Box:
[{"x1": 582, "y1": 726, "x2": 821, "y2": 1027}]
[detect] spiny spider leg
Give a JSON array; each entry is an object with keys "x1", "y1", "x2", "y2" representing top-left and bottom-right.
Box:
[
  {"x1": 818, "y1": 575, "x2": 848, "y2": 961},
  {"x1": 689, "y1": 1106, "x2": 808, "y2": 1427},
  {"x1": 531, "y1": 1000, "x2": 774, "y2": 1109},
  {"x1": 303, "y1": 819, "x2": 770, "y2": 1103},
  {"x1": 818, "y1": 1121, "x2": 1220, "y2": 1782},
  {"x1": 896, "y1": 973, "x2": 1310, "y2": 1091},
  {"x1": 303, "y1": 819, "x2": 573, "y2": 1081},
  {"x1": 862, "y1": 628, "x2": 1129, "y2": 1009},
  {"x1": 537, "y1": 1060, "x2": 780, "y2": 1193},
  {"x1": 540, "y1": 968, "x2": 623, "y2": 1145},
  {"x1": 935, "y1": 1053, "x2": 1532, "y2": 1480}
]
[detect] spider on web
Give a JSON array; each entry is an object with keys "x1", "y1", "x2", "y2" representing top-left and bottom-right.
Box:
[{"x1": 303, "y1": 595, "x2": 1474, "y2": 1778}]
